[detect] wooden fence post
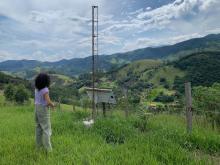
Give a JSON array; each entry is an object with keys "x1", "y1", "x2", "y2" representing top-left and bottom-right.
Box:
[
  {"x1": 185, "y1": 82, "x2": 192, "y2": 134},
  {"x1": 58, "y1": 97, "x2": 62, "y2": 111},
  {"x1": 96, "y1": 104, "x2": 98, "y2": 115},
  {"x1": 72, "y1": 104, "x2": 75, "y2": 111},
  {"x1": 102, "y1": 102, "x2": 106, "y2": 117},
  {"x1": 123, "y1": 88, "x2": 129, "y2": 118}
]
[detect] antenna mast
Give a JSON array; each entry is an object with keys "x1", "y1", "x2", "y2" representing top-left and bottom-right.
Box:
[{"x1": 92, "y1": 5, "x2": 98, "y2": 119}]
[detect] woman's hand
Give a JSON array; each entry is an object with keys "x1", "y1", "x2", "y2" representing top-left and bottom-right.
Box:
[
  {"x1": 50, "y1": 103, "x2": 56, "y2": 110},
  {"x1": 44, "y1": 93, "x2": 55, "y2": 109}
]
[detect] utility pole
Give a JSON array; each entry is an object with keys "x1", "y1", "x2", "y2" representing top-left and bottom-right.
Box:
[{"x1": 92, "y1": 6, "x2": 98, "y2": 119}]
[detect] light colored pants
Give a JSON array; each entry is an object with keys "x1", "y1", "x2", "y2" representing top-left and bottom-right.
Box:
[{"x1": 35, "y1": 104, "x2": 52, "y2": 151}]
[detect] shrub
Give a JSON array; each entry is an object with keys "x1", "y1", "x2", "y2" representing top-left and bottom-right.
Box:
[
  {"x1": 14, "y1": 85, "x2": 30, "y2": 104},
  {"x1": 4, "y1": 84, "x2": 15, "y2": 101},
  {"x1": 160, "y1": 78, "x2": 166, "y2": 83},
  {"x1": 4, "y1": 84, "x2": 30, "y2": 104},
  {"x1": 128, "y1": 94, "x2": 141, "y2": 105},
  {"x1": 92, "y1": 118, "x2": 134, "y2": 144},
  {"x1": 193, "y1": 84, "x2": 220, "y2": 128},
  {"x1": 154, "y1": 93, "x2": 174, "y2": 103},
  {"x1": 134, "y1": 108, "x2": 152, "y2": 132}
]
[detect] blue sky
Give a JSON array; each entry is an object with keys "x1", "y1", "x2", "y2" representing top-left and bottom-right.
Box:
[{"x1": 0, "y1": 0, "x2": 219, "y2": 61}]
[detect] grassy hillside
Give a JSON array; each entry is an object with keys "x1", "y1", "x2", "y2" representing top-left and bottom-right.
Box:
[
  {"x1": 116, "y1": 59, "x2": 162, "y2": 81},
  {"x1": 50, "y1": 74, "x2": 75, "y2": 86},
  {"x1": 107, "y1": 59, "x2": 184, "y2": 101},
  {"x1": 146, "y1": 66, "x2": 185, "y2": 88},
  {"x1": 0, "y1": 71, "x2": 31, "y2": 90},
  {"x1": 0, "y1": 103, "x2": 219, "y2": 164}
]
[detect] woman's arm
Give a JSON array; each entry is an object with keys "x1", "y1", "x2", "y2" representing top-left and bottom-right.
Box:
[{"x1": 44, "y1": 93, "x2": 55, "y2": 108}]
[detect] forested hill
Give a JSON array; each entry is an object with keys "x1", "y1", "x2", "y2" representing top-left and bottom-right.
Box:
[
  {"x1": 0, "y1": 33, "x2": 220, "y2": 76},
  {"x1": 173, "y1": 51, "x2": 220, "y2": 88}
]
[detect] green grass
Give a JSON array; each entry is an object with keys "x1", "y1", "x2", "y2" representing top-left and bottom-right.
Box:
[{"x1": 0, "y1": 103, "x2": 219, "y2": 165}]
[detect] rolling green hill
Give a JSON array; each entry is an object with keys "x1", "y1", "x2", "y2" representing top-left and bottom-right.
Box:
[
  {"x1": 50, "y1": 74, "x2": 76, "y2": 87},
  {"x1": 115, "y1": 59, "x2": 162, "y2": 82},
  {"x1": 109, "y1": 59, "x2": 184, "y2": 91},
  {"x1": 0, "y1": 71, "x2": 31, "y2": 90},
  {"x1": 146, "y1": 66, "x2": 185, "y2": 88},
  {"x1": 112, "y1": 51, "x2": 220, "y2": 89}
]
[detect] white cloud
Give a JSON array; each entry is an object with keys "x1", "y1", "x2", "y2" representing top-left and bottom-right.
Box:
[
  {"x1": 109, "y1": 0, "x2": 219, "y2": 33},
  {"x1": 0, "y1": 51, "x2": 11, "y2": 61},
  {"x1": 199, "y1": 0, "x2": 217, "y2": 11},
  {"x1": 0, "y1": 0, "x2": 219, "y2": 62},
  {"x1": 122, "y1": 33, "x2": 205, "y2": 52},
  {"x1": 137, "y1": 0, "x2": 218, "y2": 20},
  {"x1": 206, "y1": 28, "x2": 220, "y2": 34}
]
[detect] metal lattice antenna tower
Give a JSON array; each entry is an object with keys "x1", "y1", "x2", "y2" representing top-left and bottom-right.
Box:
[{"x1": 92, "y1": 5, "x2": 98, "y2": 119}]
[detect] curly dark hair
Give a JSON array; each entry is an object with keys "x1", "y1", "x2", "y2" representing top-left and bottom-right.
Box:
[{"x1": 35, "y1": 73, "x2": 50, "y2": 90}]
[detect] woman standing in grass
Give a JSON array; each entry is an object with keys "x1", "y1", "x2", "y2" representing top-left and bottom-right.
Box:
[{"x1": 34, "y1": 73, "x2": 55, "y2": 152}]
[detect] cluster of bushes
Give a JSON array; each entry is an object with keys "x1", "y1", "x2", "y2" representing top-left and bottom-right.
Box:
[
  {"x1": 4, "y1": 84, "x2": 30, "y2": 104},
  {"x1": 159, "y1": 78, "x2": 170, "y2": 89},
  {"x1": 153, "y1": 92, "x2": 174, "y2": 103},
  {"x1": 193, "y1": 83, "x2": 220, "y2": 129},
  {"x1": 92, "y1": 118, "x2": 134, "y2": 144}
]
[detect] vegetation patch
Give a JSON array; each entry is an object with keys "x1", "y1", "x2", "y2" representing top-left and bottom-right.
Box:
[{"x1": 92, "y1": 118, "x2": 135, "y2": 144}]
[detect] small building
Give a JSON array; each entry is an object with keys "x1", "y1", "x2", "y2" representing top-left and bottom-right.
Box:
[
  {"x1": 85, "y1": 87, "x2": 116, "y2": 104},
  {"x1": 85, "y1": 87, "x2": 116, "y2": 117}
]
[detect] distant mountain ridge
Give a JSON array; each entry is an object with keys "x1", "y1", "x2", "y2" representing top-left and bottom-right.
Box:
[{"x1": 0, "y1": 33, "x2": 220, "y2": 76}]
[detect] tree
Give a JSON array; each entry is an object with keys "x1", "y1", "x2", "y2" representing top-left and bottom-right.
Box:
[
  {"x1": 14, "y1": 85, "x2": 30, "y2": 104},
  {"x1": 4, "y1": 84, "x2": 15, "y2": 101}
]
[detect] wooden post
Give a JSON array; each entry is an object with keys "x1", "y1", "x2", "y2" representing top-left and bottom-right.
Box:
[
  {"x1": 123, "y1": 88, "x2": 129, "y2": 118},
  {"x1": 185, "y1": 82, "x2": 192, "y2": 134},
  {"x1": 72, "y1": 104, "x2": 75, "y2": 111},
  {"x1": 58, "y1": 97, "x2": 61, "y2": 111},
  {"x1": 102, "y1": 102, "x2": 106, "y2": 117},
  {"x1": 96, "y1": 104, "x2": 99, "y2": 115}
]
